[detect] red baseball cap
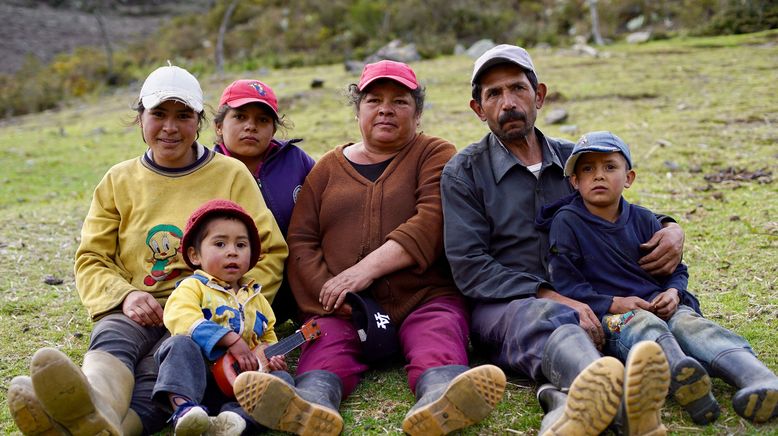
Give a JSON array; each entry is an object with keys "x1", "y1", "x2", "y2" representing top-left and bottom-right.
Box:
[
  {"x1": 218, "y1": 79, "x2": 279, "y2": 118},
  {"x1": 182, "y1": 199, "x2": 261, "y2": 271},
  {"x1": 358, "y1": 60, "x2": 419, "y2": 91}
]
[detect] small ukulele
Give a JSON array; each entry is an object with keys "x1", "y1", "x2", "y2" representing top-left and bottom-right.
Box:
[{"x1": 212, "y1": 319, "x2": 321, "y2": 397}]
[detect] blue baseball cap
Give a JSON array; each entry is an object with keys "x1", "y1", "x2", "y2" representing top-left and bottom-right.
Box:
[{"x1": 564, "y1": 131, "x2": 633, "y2": 176}]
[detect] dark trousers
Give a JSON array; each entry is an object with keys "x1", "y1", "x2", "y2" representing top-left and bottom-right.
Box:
[{"x1": 470, "y1": 297, "x2": 580, "y2": 381}]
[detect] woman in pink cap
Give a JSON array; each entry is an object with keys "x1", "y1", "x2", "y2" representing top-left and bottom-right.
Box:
[
  {"x1": 212, "y1": 79, "x2": 315, "y2": 325},
  {"x1": 230, "y1": 60, "x2": 507, "y2": 436},
  {"x1": 7, "y1": 65, "x2": 288, "y2": 436}
]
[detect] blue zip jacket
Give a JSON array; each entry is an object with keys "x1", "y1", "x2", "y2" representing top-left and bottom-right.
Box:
[{"x1": 215, "y1": 138, "x2": 315, "y2": 236}]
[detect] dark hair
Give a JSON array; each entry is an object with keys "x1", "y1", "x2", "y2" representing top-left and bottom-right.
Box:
[
  {"x1": 189, "y1": 215, "x2": 245, "y2": 256},
  {"x1": 212, "y1": 103, "x2": 291, "y2": 144},
  {"x1": 132, "y1": 101, "x2": 207, "y2": 140},
  {"x1": 346, "y1": 80, "x2": 426, "y2": 116},
  {"x1": 471, "y1": 67, "x2": 539, "y2": 104}
]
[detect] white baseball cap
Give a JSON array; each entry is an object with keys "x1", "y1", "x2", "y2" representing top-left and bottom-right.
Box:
[{"x1": 138, "y1": 64, "x2": 203, "y2": 113}]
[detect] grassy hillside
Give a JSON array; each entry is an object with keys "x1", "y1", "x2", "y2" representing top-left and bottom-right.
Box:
[{"x1": 1, "y1": 30, "x2": 777, "y2": 435}]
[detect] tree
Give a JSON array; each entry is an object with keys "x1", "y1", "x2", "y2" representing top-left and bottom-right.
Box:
[
  {"x1": 216, "y1": 0, "x2": 240, "y2": 75},
  {"x1": 589, "y1": 0, "x2": 605, "y2": 45}
]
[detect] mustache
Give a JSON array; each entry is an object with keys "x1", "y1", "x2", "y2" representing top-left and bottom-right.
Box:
[{"x1": 498, "y1": 110, "x2": 527, "y2": 125}]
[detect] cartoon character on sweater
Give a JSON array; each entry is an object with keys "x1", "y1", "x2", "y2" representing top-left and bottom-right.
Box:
[{"x1": 144, "y1": 224, "x2": 183, "y2": 286}]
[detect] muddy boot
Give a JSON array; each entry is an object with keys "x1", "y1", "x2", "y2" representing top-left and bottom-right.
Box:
[
  {"x1": 536, "y1": 384, "x2": 567, "y2": 432},
  {"x1": 30, "y1": 348, "x2": 133, "y2": 436},
  {"x1": 710, "y1": 348, "x2": 778, "y2": 423},
  {"x1": 121, "y1": 408, "x2": 144, "y2": 436},
  {"x1": 7, "y1": 376, "x2": 66, "y2": 436},
  {"x1": 402, "y1": 364, "x2": 505, "y2": 435},
  {"x1": 234, "y1": 369, "x2": 343, "y2": 435},
  {"x1": 620, "y1": 341, "x2": 670, "y2": 436},
  {"x1": 540, "y1": 324, "x2": 624, "y2": 436},
  {"x1": 655, "y1": 333, "x2": 719, "y2": 424}
]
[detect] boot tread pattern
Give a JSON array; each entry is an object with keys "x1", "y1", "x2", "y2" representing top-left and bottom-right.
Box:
[
  {"x1": 624, "y1": 342, "x2": 670, "y2": 436},
  {"x1": 234, "y1": 372, "x2": 342, "y2": 436},
  {"x1": 543, "y1": 356, "x2": 624, "y2": 436},
  {"x1": 7, "y1": 376, "x2": 64, "y2": 436},
  {"x1": 669, "y1": 357, "x2": 719, "y2": 424},
  {"x1": 733, "y1": 384, "x2": 778, "y2": 423},
  {"x1": 402, "y1": 365, "x2": 506, "y2": 436}
]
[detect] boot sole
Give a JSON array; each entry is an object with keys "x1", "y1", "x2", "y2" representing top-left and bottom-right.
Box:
[
  {"x1": 624, "y1": 341, "x2": 670, "y2": 436},
  {"x1": 206, "y1": 411, "x2": 246, "y2": 436},
  {"x1": 7, "y1": 376, "x2": 65, "y2": 436},
  {"x1": 670, "y1": 357, "x2": 719, "y2": 424},
  {"x1": 733, "y1": 384, "x2": 778, "y2": 423},
  {"x1": 402, "y1": 364, "x2": 506, "y2": 436},
  {"x1": 30, "y1": 348, "x2": 121, "y2": 436},
  {"x1": 234, "y1": 371, "x2": 343, "y2": 436},
  {"x1": 541, "y1": 356, "x2": 624, "y2": 436}
]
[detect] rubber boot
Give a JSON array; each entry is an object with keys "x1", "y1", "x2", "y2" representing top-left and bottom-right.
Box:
[
  {"x1": 234, "y1": 369, "x2": 343, "y2": 435},
  {"x1": 30, "y1": 347, "x2": 133, "y2": 436},
  {"x1": 620, "y1": 341, "x2": 670, "y2": 436},
  {"x1": 540, "y1": 324, "x2": 625, "y2": 436},
  {"x1": 7, "y1": 376, "x2": 66, "y2": 436},
  {"x1": 536, "y1": 384, "x2": 566, "y2": 433},
  {"x1": 655, "y1": 333, "x2": 719, "y2": 424},
  {"x1": 121, "y1": 408, "x2": 144, "y2": 436},
  {"x1": 402, "y1": 364, "x2": 506, "y2": 435},
  {"x1": 710, "y1": 348, "x2": 778, "y2": 423}
]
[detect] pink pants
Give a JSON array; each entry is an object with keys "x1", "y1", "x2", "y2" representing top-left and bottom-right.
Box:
[{"x1": 296, "y1": 294, "x2": 470, "y2": 398}]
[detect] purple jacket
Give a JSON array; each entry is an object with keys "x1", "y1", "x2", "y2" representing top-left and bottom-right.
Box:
[{"x1": 215, "y1": 138, "x2": 315, "y2": 236}]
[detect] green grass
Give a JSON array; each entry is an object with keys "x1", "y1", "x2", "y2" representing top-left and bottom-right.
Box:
[{"x1": 1, "y1": 29, "x2": 777, "y2": 435}]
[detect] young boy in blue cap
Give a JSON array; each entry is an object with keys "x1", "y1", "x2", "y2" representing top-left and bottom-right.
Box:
[{"x1": 544, "y1": 131, "x2": 778, "y2": 426}]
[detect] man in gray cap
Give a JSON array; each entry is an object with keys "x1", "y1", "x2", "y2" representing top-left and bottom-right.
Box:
[{"x1": 440, "y1": 44, "x2": 686, "y2": 434}]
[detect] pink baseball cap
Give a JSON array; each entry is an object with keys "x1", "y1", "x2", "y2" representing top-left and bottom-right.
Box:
[
  {"x1": 218, "y1": 79, "x2": 279, "y2": 118},
  {"x1": 358, "y1": 60, "x2": 419, "y2": 91}
]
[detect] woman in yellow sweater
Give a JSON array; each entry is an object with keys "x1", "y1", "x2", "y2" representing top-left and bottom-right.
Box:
[{"x1": 7, "y1": 64, "x2": 287, "y2": 436}]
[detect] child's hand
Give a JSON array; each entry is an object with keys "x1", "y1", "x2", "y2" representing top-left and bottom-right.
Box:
[
  {"x1": 228, "y1": 339, "x2": 258, "y2": 373},
  {"x1": 651, "y1": 288, "x2": 680, "y2": 320},
  {"x1": 266, "y1": 354, "x2": 288, "y2": 372},
  {"x1": 610, "y1": 296, "x2": 651, "y2": 314}
]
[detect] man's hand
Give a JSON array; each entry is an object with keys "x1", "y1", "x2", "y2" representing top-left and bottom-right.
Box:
[
  {"x1": 610, "y1": 296, "x2": 652, "y2": 314},
  {"x1": 651, "y1": 288, "x2": 680, "y2": 320},
  {"x1": 122, "y1": 290, "x2": 164, "y2": 327},
  {"x1": 639, "y1": 222, "x2": 684, "y2": 276},
  {"x1": 538, "y1": 288, "x2": 604, "y2": 350}
]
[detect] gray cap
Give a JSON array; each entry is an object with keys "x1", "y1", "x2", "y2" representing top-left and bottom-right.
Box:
[
  {"x1": 471, "y1": 44, "x2": 537, "y2": 85},
  {"x1": 564, "y1": 131, "x2": 633, "y2": 176}
]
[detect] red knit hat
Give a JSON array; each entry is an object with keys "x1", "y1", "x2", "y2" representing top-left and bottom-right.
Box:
[{"x1": 182, "y1": 199, "x2": 261, "y2": 270}]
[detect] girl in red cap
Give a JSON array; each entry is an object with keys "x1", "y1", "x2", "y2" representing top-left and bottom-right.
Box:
[{"x1": 213, "y1": 79, "x2": 315, "y2": 325}]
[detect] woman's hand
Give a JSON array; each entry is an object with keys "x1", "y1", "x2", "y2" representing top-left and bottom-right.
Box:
[
  {"x1": 122, "y1": 290, "x2": 164, "y2": 327},
  {"x1": 609, "y1": 296, "x2": 652, "y2": 314},
  {"x1": 266, "y1": 354, "x2": 288, "y2": 372},
  {"x1": 651, "y1": 288, "x2": 680, "y2": 320},
  {"x1": 227, "y1": 338, "x2": 258, "y2": 373},
  {"x1": 319, "y1": 264, "x2": 374, "y2": 312},
  {"x1": 639, "y1": 223, "x2": 684, "y2": 276}
]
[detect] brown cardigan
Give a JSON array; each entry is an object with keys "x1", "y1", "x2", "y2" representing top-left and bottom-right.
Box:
[{"x1": 287, "y1": 133, "x2": 462, "y2": 323}]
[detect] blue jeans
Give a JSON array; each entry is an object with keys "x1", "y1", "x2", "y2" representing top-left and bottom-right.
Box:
[
  {"x1": 153, "y1": 335, "x2": 293, "y2": 432},
  {"x1": 603, "y1": 306, "x2": 752, "y2": 367},
  {"x1": 89, "y1": 313, "x2": 170, "y2": 435}
]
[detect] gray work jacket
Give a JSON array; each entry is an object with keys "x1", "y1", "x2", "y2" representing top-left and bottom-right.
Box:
[{"x1": 441, "y1": 128, "x2": 574, "y2": 301}]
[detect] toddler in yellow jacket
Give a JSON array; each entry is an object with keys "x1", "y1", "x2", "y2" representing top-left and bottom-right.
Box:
[{"x1": 154, "y1": 199, "x2": 287, "y2": 435}]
